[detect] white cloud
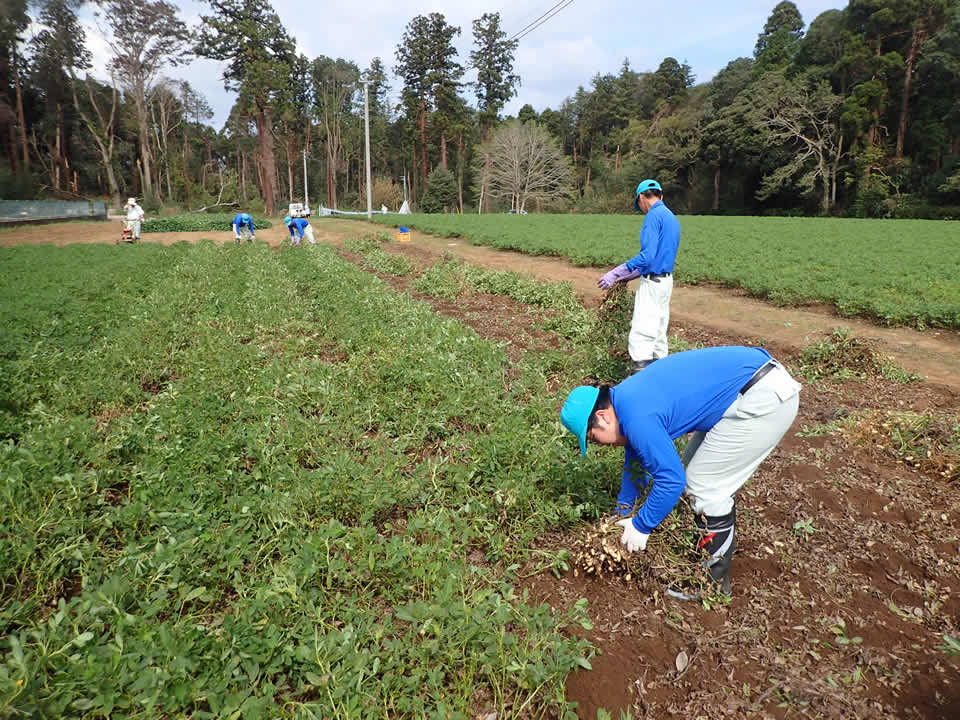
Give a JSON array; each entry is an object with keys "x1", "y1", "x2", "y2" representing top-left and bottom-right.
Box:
[{"x1": 74, "y1": 0, "x2": 843, "y2": 126}]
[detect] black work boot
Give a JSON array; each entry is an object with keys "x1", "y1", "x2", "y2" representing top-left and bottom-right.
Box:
[
  {"x1": 667, "y1": 504, "x2": 736, "y2": 601},
  {"x1": 694, "y1": 505, "x2": 736, "y2": 594},
  {"x1": 630, "y1": 358, "x2": 657, "y2": 374}
]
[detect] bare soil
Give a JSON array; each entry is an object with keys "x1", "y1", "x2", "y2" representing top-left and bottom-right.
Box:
[{"x1": 4, "y1": 217, "x2": 959, "y2": 718}]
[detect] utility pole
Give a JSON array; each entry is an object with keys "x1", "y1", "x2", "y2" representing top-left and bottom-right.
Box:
[
  {"x1": 302, "y1": 149, "x2": 309, "y2": 211},
  {"x1": 360, "y1": 75, "x2": 373, "y2": 220}
]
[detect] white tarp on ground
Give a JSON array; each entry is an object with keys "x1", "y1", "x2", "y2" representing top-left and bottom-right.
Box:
[{"x1": 318, "y1": 203, "x2": 410, "y2": 216}]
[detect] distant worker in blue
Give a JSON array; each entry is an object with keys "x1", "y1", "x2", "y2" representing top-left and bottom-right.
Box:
[
  {"x1": 560, "y1": 346, "x2": 801, "y2": 597},
  {"x1": 284, "y1": 215, "x2": 315, "y2": 247},
  {"x1": 597, "y1": 179, "x2": 680, "y2": 373},
  {"x1": 232, "y1": 212, "x2": 255, "y2": 244}
]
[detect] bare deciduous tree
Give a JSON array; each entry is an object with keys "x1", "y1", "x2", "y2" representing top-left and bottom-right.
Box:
[
  {"x1": 480, "y1": 120, "x2": 574, "y2": 213},
  {"x1": 311, "y1": 56, "x2": 358, "y2": 210},
  {"x1": 97, "y1": 0, "x2": 191, "y2": 202},
  {"x1": 150, "y1": 79, "x2": 183, "y2": 201},
  {"x1": 68, "y1": 71, "x2": 121, "y2": 205}
]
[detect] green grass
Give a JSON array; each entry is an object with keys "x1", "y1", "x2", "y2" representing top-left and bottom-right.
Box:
[
  {"x1": 367, "y1": 214, "x2": 960, "y2": 329},
  {"x1": 0, "y1": 240, "x2": 635, "y2": 718},
  {"x1": 142, "y1": 213, "x2": 272, "y2": 233}
]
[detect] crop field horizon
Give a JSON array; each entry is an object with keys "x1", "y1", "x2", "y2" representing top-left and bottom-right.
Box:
[{"x1": 369, "y1": 214, "x2": 960, "y2": 330}]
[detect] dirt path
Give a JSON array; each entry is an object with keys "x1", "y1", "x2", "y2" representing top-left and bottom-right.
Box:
[
  {"x1": 305, "y1": 218, "x2": 960, "y2": 390},
  {"x1": 4, "y1": 216, "x2": 958, "y2": 389}
]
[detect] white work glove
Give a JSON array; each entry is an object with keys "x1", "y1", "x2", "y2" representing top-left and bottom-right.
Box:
[{"x1": 616, "y1": 518, "x2": 649, "y2": 552}]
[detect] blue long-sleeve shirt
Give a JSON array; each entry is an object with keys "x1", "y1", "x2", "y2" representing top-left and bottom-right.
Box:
[
  {"x1": 232, "y1": 214, "x2": 254, "y2": 234},
  {"x1": 624, "y1": 200, "x2": 680, "y2": 275},
  {"x1": 288, "y1": 217, "x2": 310, "y2": 239},
  {"x1": 611, "y1": 346, "x2": 773, "y2": 533}
]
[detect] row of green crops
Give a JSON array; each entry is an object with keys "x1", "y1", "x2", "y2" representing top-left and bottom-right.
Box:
[
  {"x1": 0, "y1": 239, "x2": 637, "y2": 718},
  {"x1": 366, "y1": 214, "x2": 960, "y2": 330},
  {"x1": 142, "y1": 213, "x2": 272, "y2": 233}
]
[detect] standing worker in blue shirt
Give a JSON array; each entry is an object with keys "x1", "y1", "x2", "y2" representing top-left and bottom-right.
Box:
[
  {"x1": 232, "y1": 212, "x2": 255, "y2": 244},
  {"x1": 284, "y1": 215, "x2": 316, "y2": 246},
  {"x1": 560, "y1": 346, "x2": 801, "y2": 595},
  {"x1": 598, "y1": 179, "x2": 680, "y2": 373}
]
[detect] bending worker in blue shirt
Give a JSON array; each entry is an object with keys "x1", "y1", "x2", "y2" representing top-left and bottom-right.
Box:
[
  {"x1": 284, "y1": 215, "x2": 316, "y2": 246},
  {"x1": 598, "y1": 179, "x2": 680, "y2": 373},
  {"x1": 232, "y1": 213, "x2": 255, "y2": 243},
  {"x1": 561, "y1": 346, "x2": 801, "y2": 595}
]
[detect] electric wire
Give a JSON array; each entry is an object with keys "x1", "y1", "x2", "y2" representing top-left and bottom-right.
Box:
[
  {"x1": 512, "y1": 1, "x2": 574, "y2": 42},
  {"x1": 507, "y1": 0, "x2": 572, "y2": 41},
  {"x1": 462, "y1": 0, "x2": 574, "y2": 73}
]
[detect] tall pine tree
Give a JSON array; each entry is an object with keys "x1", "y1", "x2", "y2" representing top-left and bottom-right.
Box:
[{"x1": 198, "y1": 0, "x2": 294, "y2": 215}]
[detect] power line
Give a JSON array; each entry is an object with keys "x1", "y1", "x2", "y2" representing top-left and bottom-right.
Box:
[
  {"x1": 509, "y1": 0, "x2": 574, "y2": 42},
  {"x1": 460, "y1": 0, "x2": 574, "y2": 73},
  {"x1": 508, "y1": 0, "x2": 569, "y2": 40}
]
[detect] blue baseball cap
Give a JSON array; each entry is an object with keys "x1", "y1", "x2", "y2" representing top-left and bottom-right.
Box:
[
  {"x1": 634, "y1": 179, "x2": 662, "y2": 211},
  {"x1": 284, "y1": 216, "x2": 292, "y2": 226},
  {"x1": 240, "y1": 213, "x2": 251, "y2": 223},
  {"x1": 561, "y1": 385, "x2": 600, "y2": 456}
]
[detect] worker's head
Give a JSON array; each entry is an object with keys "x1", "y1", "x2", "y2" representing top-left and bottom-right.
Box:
[
  {"x1": 126, "y1": 197, "x2": 136, "y2": 206},
  {"x1": 284, "y1": 216, "x2": 292, "y2": 226},
  {"x1": 633, "y1": 179, "x2": 662, "y2": 213},
  {"x1": 561, "y1": 385, "x2": 618, "y2": 455},
  {"x1": 240, "y1": 213, "x2": 251, "y2": 223}
]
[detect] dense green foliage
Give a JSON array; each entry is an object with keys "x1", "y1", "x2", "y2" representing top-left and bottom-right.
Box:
[
  {"x1": 0, "y1": 240, "x2": 646, "y2": 717},
  {"x1": 370, "y1": 214, "x2": 960, "y2": 329},
  {"x1": 142, "y1": 214, "x2": 272, "y2": 233},
  {"x1": 4, "y1": 2, "x2": 959, "y2": 218}
]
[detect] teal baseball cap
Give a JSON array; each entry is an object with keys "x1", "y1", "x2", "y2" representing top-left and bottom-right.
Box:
[
  {"x1": 634, "y1": 179, "x2": 662, "y2": 211},
  {"x1": 561, "y1": 385, "x2": 600, "y2": 456},
  {"x1": 284, "y1": 216, "x2": 293, "y2": 226}
]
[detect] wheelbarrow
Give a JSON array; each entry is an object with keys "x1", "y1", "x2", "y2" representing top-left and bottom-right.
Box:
[{"x1": 119, "y1": 219, "x2": 135, "y2": 244}]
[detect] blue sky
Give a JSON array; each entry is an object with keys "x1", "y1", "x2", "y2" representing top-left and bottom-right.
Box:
[{"x1": 71, "y1": 0, "x2": 843, "y2": 128}]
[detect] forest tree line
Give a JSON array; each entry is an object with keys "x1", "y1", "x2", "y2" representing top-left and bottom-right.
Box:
[{"x1": 1, "y1": 0, "x2": 959, "y2": 218}]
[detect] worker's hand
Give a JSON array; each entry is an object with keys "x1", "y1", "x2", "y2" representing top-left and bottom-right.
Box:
[
  {"x1": 598, "y1": 263, "x2": 630, "y2": 289},
  {"x1": 616, "y1": 518, "x2": 649, "y2": 552}
]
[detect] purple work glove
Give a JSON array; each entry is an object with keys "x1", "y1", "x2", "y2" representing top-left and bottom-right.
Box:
[{"x1": 598, "y1": 263, "x2": 631, "y2": 289}]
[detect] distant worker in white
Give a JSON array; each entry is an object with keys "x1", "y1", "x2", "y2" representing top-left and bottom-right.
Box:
[
  {"x1": 124, "y1": 198, "x2": 145, "y2": 241},
  {"x1": 232, "y1": 212, "x2": 255, "y2": 243},
  {"x1": 284, "y1": 215, "x2": 315, "y2": 246}
]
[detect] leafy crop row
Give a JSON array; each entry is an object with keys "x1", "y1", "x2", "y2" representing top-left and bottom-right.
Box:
[
  {"x1": 367, "y1": 214, "x2": 960, "y2": 330},
  {"x1": 142, "y1": 213, "x2": 272, "y2": 233},
  {"x1": 0, "y1": 240, "x2": 634, "y2": 717}
]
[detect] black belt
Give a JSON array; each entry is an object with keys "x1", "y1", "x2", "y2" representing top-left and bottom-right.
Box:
[
  {"x1": 642, "y1": 272, "x2": 671, "y2": 282},
  {"x1": 739, "y1": 361, "x2": 776, "y2": 395}
]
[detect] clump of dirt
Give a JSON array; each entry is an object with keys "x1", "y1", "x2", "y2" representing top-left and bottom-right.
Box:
[
  {"x1": 796, "y1": 328, "x2": 887, "y2": 380},
  {"x1": 597, "y1": 284, "x2": 634, "y2": 325},
  {"x1": 847, "y1": 409, "x2": 960, "y2": 482},
  {"x1": 568, "y1": 511, "x2": 720, "y2": 596}
]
